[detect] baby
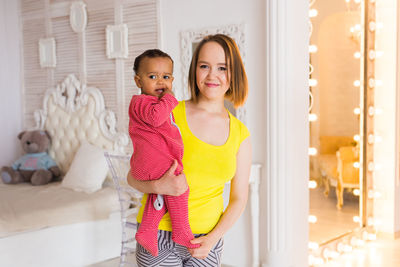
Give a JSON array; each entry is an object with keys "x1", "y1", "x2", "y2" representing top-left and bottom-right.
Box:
[{"x1": 128, "y1": 49, "x2": 199, "y2": 256}]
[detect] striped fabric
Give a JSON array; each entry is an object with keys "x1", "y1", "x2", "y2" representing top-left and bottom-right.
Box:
[{"x1": 136, "y1": 227, "x2": 224, "y2": 267}]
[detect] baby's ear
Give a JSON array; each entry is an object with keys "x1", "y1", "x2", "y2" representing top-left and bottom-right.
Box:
[{"x1": 134, "y1": 75, "x2": 142, "y2": 88}]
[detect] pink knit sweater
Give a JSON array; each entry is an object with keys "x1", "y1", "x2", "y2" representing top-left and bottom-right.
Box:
[{"x1": 128, "y1": 93, "x2": 183, "y2": 180}]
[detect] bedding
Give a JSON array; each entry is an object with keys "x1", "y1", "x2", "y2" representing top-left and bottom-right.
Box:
[{"x1": 0, "y1": 181, "x2": 120, "y2": 238}]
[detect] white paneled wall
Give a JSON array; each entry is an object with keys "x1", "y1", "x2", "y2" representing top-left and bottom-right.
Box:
[
  {"x1": 0, "y1": 0, "x2": 23, "y2": 166},
  {"x1": 19, "y1": 0, "x2": 159, "y2": 134}
]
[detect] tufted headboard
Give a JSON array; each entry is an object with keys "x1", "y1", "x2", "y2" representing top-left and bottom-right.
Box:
[{"x1": 33, "y1": 74, "x2": 129, "y2": 175}]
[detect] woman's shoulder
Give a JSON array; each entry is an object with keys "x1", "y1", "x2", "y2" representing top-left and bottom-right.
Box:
[
  {"x1": 172, "y1": 100, "x2": 185, "y2": 121},
  {"x1": 229, "y1": 112, "x2": 250, "y2": 142},
  {"x1": 173, "y1": 100, "x2": 185, "y2": 113}
]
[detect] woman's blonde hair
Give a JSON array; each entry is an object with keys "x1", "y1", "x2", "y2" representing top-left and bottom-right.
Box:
[{"x1": 188, "y1": 34, "x2": 248, "y2": 108}]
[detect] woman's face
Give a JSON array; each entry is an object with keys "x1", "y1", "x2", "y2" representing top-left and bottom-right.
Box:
[{"x1": 196, "y1": 41, "x2": 230, "y2": 102}]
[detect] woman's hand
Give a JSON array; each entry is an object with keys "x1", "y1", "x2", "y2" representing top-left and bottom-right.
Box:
[
  {"x1": 154, "y1": 160, "x2": 188, "y2": 196},
  {"x1": 188, "y1": 234, "x2": 220, "y2": 259},
  {"x1": 127, "y1": 160, "x2": 188, "y2": 196}
]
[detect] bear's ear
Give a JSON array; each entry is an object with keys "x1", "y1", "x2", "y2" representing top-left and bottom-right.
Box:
[
  {"x1": 42, "y1": 130, "x2": 51, "y2": 142},
  {"x1": 17, "y1": 131, "x2": 26, "y2": 140}
]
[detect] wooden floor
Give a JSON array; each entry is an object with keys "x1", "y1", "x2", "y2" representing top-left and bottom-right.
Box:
[{"x1": 309, "y1": 186, "x2": 360, "y2": 244}]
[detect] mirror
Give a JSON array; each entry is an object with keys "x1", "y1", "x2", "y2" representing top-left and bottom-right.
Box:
[{"x1": 308, "y1": 0, "x2": 364, "y2": 245}]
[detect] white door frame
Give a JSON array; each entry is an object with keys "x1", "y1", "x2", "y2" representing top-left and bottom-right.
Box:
[{"x1": 262, "y1": 0, "x2": 309, "y2": 266}]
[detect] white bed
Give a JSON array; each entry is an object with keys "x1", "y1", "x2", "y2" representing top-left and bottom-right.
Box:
[{"x1": 0, "y1": 74, "x2": 130, "y2": 267}]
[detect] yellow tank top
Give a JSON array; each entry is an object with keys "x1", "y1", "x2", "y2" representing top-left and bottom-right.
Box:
[{"x1": 136, "y1": 101, "x2": 250, "y2": 234}]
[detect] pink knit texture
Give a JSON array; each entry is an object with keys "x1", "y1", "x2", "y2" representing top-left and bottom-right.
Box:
[{"x1": 129, "y1": 93, "x2": 198, "y2": 255}]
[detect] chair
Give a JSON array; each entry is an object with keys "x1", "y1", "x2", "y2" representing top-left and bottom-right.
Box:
[
  {"x1": 317, "y1": 136, "x2": 359, "y2": 209},
  {"x1": 104, "y1": 152, "x2": 143, "y2": 266}
]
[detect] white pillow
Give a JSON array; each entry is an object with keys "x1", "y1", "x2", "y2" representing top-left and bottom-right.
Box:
[{"x1": 61, "y1": 142, "x2": 108, "y2": 193}]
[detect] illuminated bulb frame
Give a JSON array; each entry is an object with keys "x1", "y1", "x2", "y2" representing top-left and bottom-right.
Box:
[{"x1": 308, "y1": 1, "x2": 379, "y2": 266}]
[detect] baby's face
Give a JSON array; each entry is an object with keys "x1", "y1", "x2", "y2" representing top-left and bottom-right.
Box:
[{"x1": 135, "y1": 57, "x2": 174, "y2": 98}]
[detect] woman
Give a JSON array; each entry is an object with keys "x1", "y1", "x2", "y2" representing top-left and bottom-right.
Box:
[{"x1": 127, "y1": 34, "x2": 252, "y2": 267}]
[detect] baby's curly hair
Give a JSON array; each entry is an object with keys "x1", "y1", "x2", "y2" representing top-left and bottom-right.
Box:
[{"x1": 133, "y1": 49, "x2": 174, "y2": 74}]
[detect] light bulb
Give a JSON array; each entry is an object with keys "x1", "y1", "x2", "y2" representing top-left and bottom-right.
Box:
[
  {"x1": 353, "y1": 80, "x2": 361, "y2": 87},
  {"x1": 309, "y1": 9, "x2": 318, "y2": 18},
  {"x1": 309, "y1": 180, "x2": 317, "y2": 189},
  {"x1": 369, "y1": 21, "x2": 376, "y2": 32},
  {"x1": 309, "y1": 113, "x2": 318, "y2": 121},
  {"x1": 309, "y1": 255, "x2": 324, "y2": 265},
  {"x1": 308, "y1": 255, "x2": 314, "y2": 266},
  {"x1": 354, "y1": 107, "x2": 361, "y2": 115},
  {"x1": 353, "y1": 162, "x2": 360, "y2": 168},
  {"x1": 368, "y1": 106, "x2": 375, "y2": 116},
  {"x1": 309, "y1": 79, "x2": 318, "y2": 87},
  {"x1": 353, "y1": 134, "x2": 360, "y2": 141},
  {"x1": 369, "y1": 50, "x2": 376, "y2": 60},
  {"x1": 353, "y1": 216, "x2": 360, "y2": 223},
  {"x1": 309, "y1": 215, "x2": 318, "y2": 223},
  {"x1": 353, "y1": 189, "x2": 360, "y2": 196},
  {"x1": 309, "y1": 242, "x2": 319, "y2": 250},
  {"x1": 323, "y1": 248, "x2": 339, "y2": 259},
  {"x1": 309, "y1": 147, "x2": 317, "y2": 156},
  {"x1": 354, "y1": 51, "x2": 361, "y2": 59},
  {"x1": 309, "y1": 45, "x2": 318, "y2": 53},
  {"x1": 368, "y1": 78, "x2": 375, "y2": 88},
  {"x1": 368, "y1": 134, "x2": 374, "y2": 144},
  {"x1": 368, "y1": 190, "x2": 382, "y2": 199},
  {"x1": 337, "y1": 242, "x2": 352, "y2": 253}
]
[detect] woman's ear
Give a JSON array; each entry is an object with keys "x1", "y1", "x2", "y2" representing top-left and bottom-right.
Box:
[{"x1": 134, "y1": 75, "x2": 142, "y2": 88}]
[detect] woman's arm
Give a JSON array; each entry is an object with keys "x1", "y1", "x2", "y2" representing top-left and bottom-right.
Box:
[
  {"x1": 189, "y1": 137, "x2": 252, "y2": 259},
  {"x1": 127, "y1": 160, "x2": 189, "y2": 196}
]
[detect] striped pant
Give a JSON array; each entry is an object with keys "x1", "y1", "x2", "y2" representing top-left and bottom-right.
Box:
[{"x1": 136, "y1": 227, "x2": 224, "y2": 267}]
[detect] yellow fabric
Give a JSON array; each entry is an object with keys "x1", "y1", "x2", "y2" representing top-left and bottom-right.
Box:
[{"x1": 136, "y1": 101, "x2": 250, "y2": 234}]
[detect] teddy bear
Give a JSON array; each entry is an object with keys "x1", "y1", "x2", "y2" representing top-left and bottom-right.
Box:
[{"x1": 1, "y1": 130, "x2": 61, "y2": 186}]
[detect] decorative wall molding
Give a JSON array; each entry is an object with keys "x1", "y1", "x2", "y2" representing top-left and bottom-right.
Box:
[
  {"x1": 264, "y1": 0, "x2": 309, "y2": 266},
  {"x1": 249, "y1": 164, "x2": 261, "y2": 267},
  {"x1": 34, "y1": 74, "x2": 129, "y2": 153},
  {"x1": 106, "y1": 24, "x2": 129, "y2": 59},
  {"x1": 180, "y1": 24, "x2": 247, "y2": 123},
  {"x1": 39, "y1": 37, "x2": 57, "y2": 68},
  {"x1": 69, "y1": 1, "x2": 87, "y2": 33}
]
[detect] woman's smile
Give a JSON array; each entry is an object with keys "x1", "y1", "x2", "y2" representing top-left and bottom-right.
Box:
[{"x1": 205, "y1": 82, "x2": 219, "y2": 88}]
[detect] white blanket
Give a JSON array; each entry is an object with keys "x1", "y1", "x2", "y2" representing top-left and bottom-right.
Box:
[{"x1": 0, "y1": 182, "x2": 120, "y2": 238}]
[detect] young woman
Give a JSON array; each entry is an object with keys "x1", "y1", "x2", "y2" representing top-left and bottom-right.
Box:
[{"x1": 127, "y1": 34, "x2": 252, "y2": 267}]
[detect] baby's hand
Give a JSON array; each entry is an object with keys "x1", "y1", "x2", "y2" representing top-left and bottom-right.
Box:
[{"x1": 163, "y1": 89, "x2": 174, "y2": 97}]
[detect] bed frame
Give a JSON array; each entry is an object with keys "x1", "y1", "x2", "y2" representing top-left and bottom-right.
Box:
[{"x1": 0, "y1": 74, "x2": 129, "y2": 267}]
